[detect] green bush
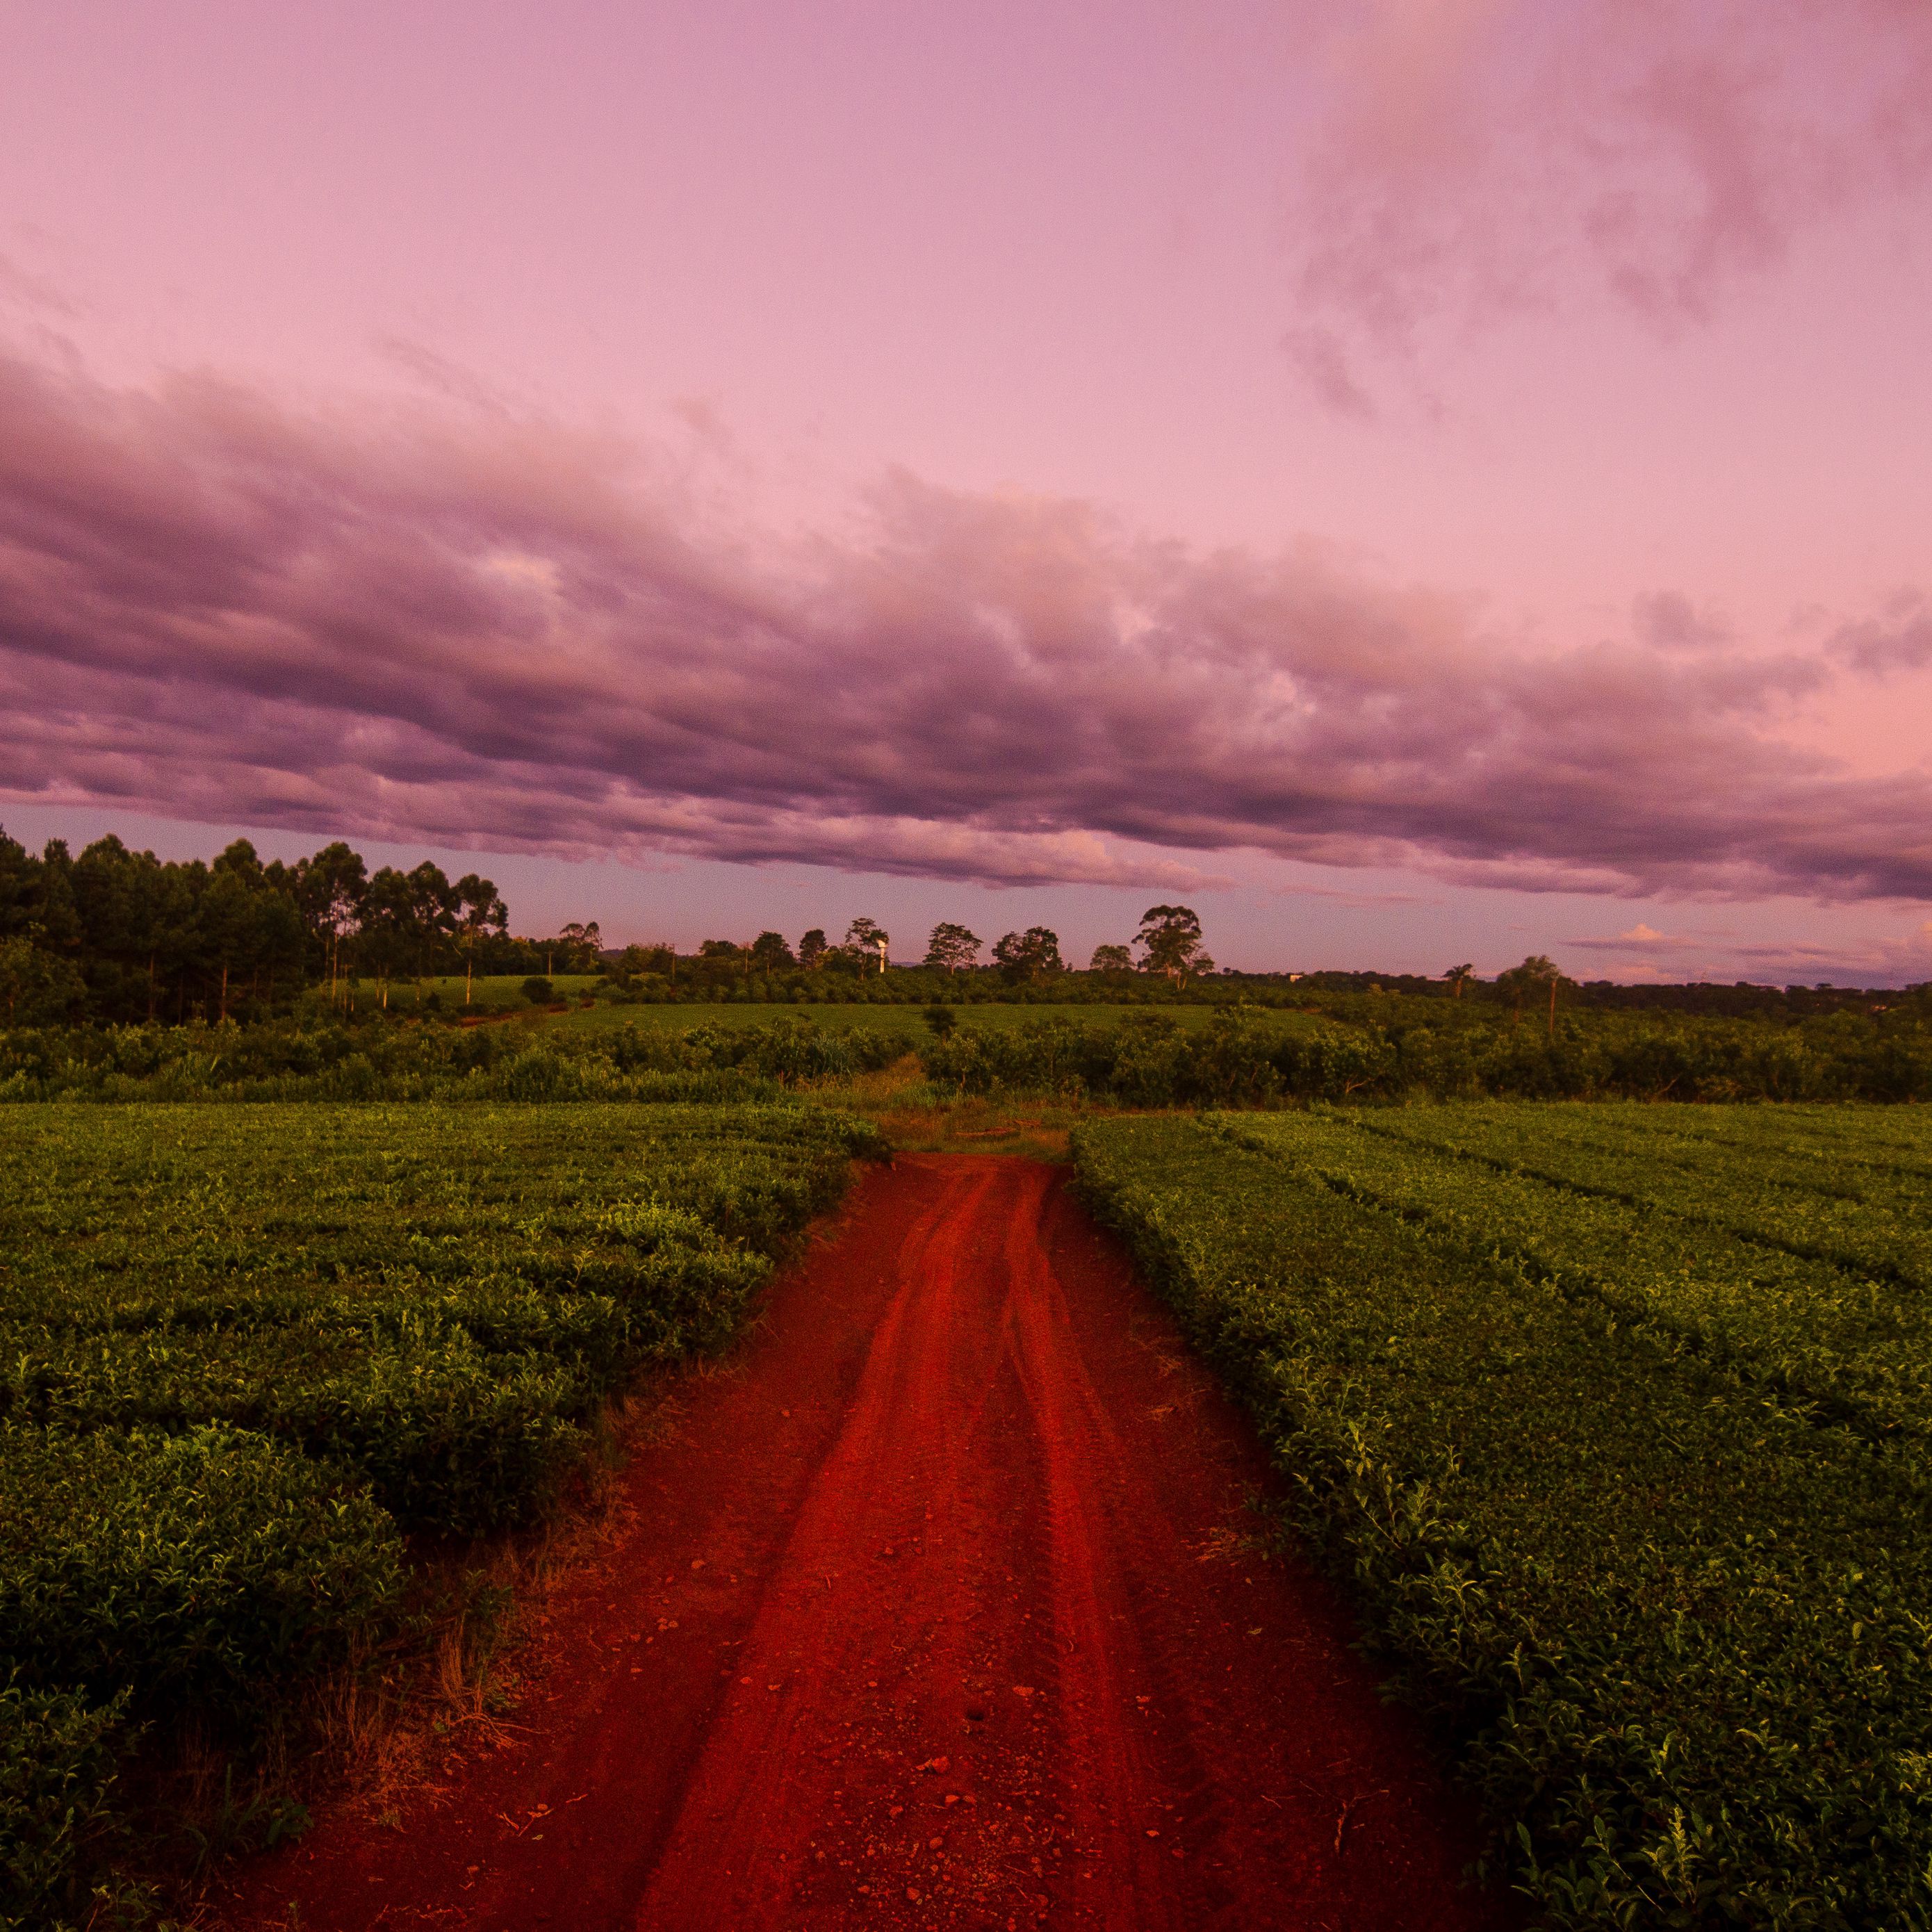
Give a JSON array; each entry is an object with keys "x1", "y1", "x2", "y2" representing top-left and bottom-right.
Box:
[
  {"x1": 0, "y1": 1016, "x2": 918, "y2": 1103},
  {"x1": 0, "y1": 1681, "x2": 128, "y2": 1932},
  {"x1": 1215, "y1": 1108, "x2": 1932, "y2": 1446},
  {"x1": 1076, "y1": 1113, "x2": 1932, "y2": 1928},
  {"x1": 0, "y1": 1425, "x2": 404, "y2": 1707},
  {"x1": 917, "y1": 1006, "x2": 1932, "y2": 1106},
  {"x1": 0, "y1": 1099, "x2": 881, "y2": 1909}
]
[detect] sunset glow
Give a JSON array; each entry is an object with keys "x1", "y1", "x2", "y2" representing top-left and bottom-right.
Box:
[{"x1": 3, "y1": 0, "x2": 1929, "y2": 979}]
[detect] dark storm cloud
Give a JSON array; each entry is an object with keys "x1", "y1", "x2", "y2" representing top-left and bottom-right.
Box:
[{"x1": 1, "y1": 350, "x2": 1929, "y2": 900}]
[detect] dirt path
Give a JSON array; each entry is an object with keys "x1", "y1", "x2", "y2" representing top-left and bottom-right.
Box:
[{"x1": 218, "y1": 1156, "x2": 1512, "y2": 1931}]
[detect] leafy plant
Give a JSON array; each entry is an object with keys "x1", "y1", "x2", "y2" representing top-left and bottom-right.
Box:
[
  {"x1": 0, "y1": 1099, "x2": 883, "y2": 1913},
  {"x1": 1075, "y1": 1108, "x2": 1932, "y2": 1926}
]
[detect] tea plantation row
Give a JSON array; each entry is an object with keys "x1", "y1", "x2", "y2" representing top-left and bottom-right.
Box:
[
  {"x1": 1073, "y1": 1104, "x2": 1932, "y2": 1931},
  {"x1": 0, "y1": 1102, "x2": 881, "y2": 1929}
]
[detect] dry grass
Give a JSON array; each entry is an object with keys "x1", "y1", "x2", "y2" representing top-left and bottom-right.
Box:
[{"x1": 823, "y1": 1059, "x2": 1093, "y2": 1160}]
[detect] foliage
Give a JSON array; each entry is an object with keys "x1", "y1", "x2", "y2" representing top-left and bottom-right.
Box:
[
  {"x1": 0, "y1": 1014, "x2": 917, "y2": 1104},
  {"x1": 1074, "y1": 1107, "x2": 1932, "y2": 1928},
  {"x1": 1134, "y1": 904, "x2": 1213, "y2": 981},
  {"x1": 0, "y1": 1681, "x2": 128, "y2": 1932},
  {"x1": 1225, "y1": 1106, "x2": 1932, "y2": 1445},
  {"x1": 924, "y1": 922, "x2": 982, "y2": 972},
  {"x1": 990, "y1": 926, "x2": 1063, "y2": 983},
  {"x1": 0, "y1": 1425, "x2": 406, "y2": 1706},
  {"x1": 0, "y1": 1099, "x2": 881, "y2": 1914},
  {"x1": 0, "y1": 822, "x2": 612, "y2": 1026},
  {"x1": 0, "y1": 937, "x2": 85, "y2": 1027},
  {"x1": 917, "y1": 1006, "x2": 1932, "y2": 1104},
  {"x1": 844, "y1": 917, "x2": 889, "y2": 966},
  {"x1": 749, "y1": 931, "x2": 795, "y2": 970}
]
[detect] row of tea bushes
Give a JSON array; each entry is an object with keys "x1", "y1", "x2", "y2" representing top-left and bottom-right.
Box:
[
  {"x1": 1213, "y1": 1108, "x2": 1932, "y2": 1447},
  {"x1": 1074, "y1": 1109, "x2": 1932, "y2": 1929},
  {"x1": 0, "y1": 1016, "x2": 917, "y2": 1103},
  {"x1": 919, "y1": 1008, "x2": 1932, "y2": 1104},
  {"x1": 0, "y1": 1101, "x2": 881, "y2": 1928}
]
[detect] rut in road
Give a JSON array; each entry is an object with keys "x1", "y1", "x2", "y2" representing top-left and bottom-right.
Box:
[{"x1": 220, "y1": 1155, "x2": 1511, "y2": 1932}]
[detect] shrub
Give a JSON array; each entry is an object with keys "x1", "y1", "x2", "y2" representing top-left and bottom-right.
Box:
[
  {"x1": 0, "y1": 1425, "x2": 405, "y2": 1708},
  {"x1": 0, "y1": 1681, "x2": 128, "y2": 1932},
  {"x1": 1076, "y1": 1113, "x2": 1932, "y2": 1926}
]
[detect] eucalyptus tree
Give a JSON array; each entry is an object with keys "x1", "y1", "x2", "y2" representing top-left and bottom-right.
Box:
[
  {"x1": 993, "y1": 926, "x2": 1063, "y2": 983},
  {"x1": 1135, "y1": 906, "x2": 1213, "y2": 982},
  {"x1": 924, "y1": 922, "x2": 982, "y2": 972}
]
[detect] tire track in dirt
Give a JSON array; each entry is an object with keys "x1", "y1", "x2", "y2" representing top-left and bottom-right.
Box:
[{"x1": 218, "y1": 1155, "x2": 1514, "y2": 1931}]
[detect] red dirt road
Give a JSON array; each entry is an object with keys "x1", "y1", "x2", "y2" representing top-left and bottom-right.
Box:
[{"x1": 218, "y1": 1156, "x2": 1512, "y2": 1931}]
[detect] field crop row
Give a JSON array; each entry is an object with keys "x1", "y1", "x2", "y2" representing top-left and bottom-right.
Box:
[
  {"x1": 0, "y1": 1015, "x2": 915, "y2": 1104},
  {"x1": 1074, "y1": 1107, "x2": 1932, "y2": 1930},
  {"x1": 1211, "y1": 1109, "x2": 1932, "y2": 1446},
  {"x1": 0, "y1": 1102, "x2": 880, "y2": 1929},
  {"x1": 1367, "y1": 1102, "x2": 1932, "y2": 1291}
]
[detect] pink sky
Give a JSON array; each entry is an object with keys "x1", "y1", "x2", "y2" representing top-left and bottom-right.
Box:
[{"x1": 2, "y1": 0, "x2": 1929, "y2": 981}]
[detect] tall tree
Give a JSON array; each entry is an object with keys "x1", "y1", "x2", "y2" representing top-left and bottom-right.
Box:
[
  {"x1": 797, "y1": 928, "x2": 828, "y2": 970},
  {"x1": 924, "y1": 922, "x2": 982, "y2": 972},
  {"x1": 1496, "y1": 954, "x2": 1564, "y2": 1036},
  {"x1": 200, "y1": 841, "x2": 306, "y2": 1021},
  {"x1": 1088, "y1": 944, "x2": 1133, "y2": 974},
  {"x1": 0, "y1": 828, "x2": 39, "y2": 940},
  {"x1": 295, "y1": 842, "x2": 369, "y2": 1001},
  {"x1": 551, "y1": 921, "x2": 604, "y2": 973},
  {"x1": 1134, "y1": 906, "x2": 1213, "y2": 983},
  {"x1": 31, "y1": 840, "x2": 83, "y2": 958},
  {"x1": 1445, "y1": 963, "x2": 1475, "y2": 999},
  {"x1": 452, "y1": 874, "x2": 507, "y2": 1005},
  {"x1": 750, "y1": 931, "x2": 795, "y2": 970},
  {"x1": 846, "y1": 917, "x2": 890, "y2": 973},
  {"x1": 992, "y1": 926, "x2": 1063, "y2": 983},
  {"x1": 71, "y1": 836, "x2": 170, "y2": 1021},
  {"x1": 355, "y1": 865, "x2": 447, "y2": 1006}
]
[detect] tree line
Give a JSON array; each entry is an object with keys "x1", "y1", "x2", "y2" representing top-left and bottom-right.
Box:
[
  {"x1": 0, "y1": 828, "x2": 606, "y2": 1025},
  {"x1": 11, "y1": 819, "x2": 1899, "y2": 1031},
  {"x1": 0, "y1": 825, "x2": 1225, "y2": 1028},
  {"x1": 616, "y1": 906, "x2": 1218, "y2": 990}
]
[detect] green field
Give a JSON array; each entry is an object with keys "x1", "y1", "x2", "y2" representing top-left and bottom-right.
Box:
[
  {"x1": 411, "y1": 985, "x2": 1235, "y2": 1033},
  {"x1": 1073, "y1": 1103, "x2": 1932, "y2": 1927},
  {"x1": 397, "y1": 972, "x2": 603, "y2": 1012},
  {"x1": 0, "y1": 1102, "x2": 879, "y2": 1927}
]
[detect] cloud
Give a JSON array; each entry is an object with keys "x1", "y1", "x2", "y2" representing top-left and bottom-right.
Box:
[
  {"x1": 0, "y1": 251, "x2": 81, "y2": 323},
  {"x1": 1279, "y1": 326, "x2": 1378, "y2": 422},
  {"x1": 1564, "y1": 919, "x2": 1932, "y2": 985},
  {"x1": 1272, "y1": 882, "x2": 1439, "y2": 909},
  {"x1": 1, "y1": 347, "x2": 1930, "y2": 900},
  {"x1": 1633, "y1": 592, "x2": 1731, "y2": 653},
  {"x1": 1827, "y1": 591, "x2": 1932, "y2": 674},
  {"x1": 1286, "y1": 0, "x2": 1932, "y2": 409}
]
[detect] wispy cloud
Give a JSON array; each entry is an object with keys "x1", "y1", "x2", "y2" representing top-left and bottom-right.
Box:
[
  {"x1": 1827, "y1": 591, "x2": 1932, "y2": 675},
  {"x1": 1, "y1": 348, "x2": 1929, "y2": 899},
  {"x1": 1565, "y1": 919, "x2": 1932, "y2": 984},
  {"x1": 1285, "y1": 0, "x2": 1932, "y2": 411}
]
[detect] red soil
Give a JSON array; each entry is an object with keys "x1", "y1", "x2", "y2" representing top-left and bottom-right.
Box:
[{"x1": 215, "y1": 1156, "x2": 1514, "y2": 1931}]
